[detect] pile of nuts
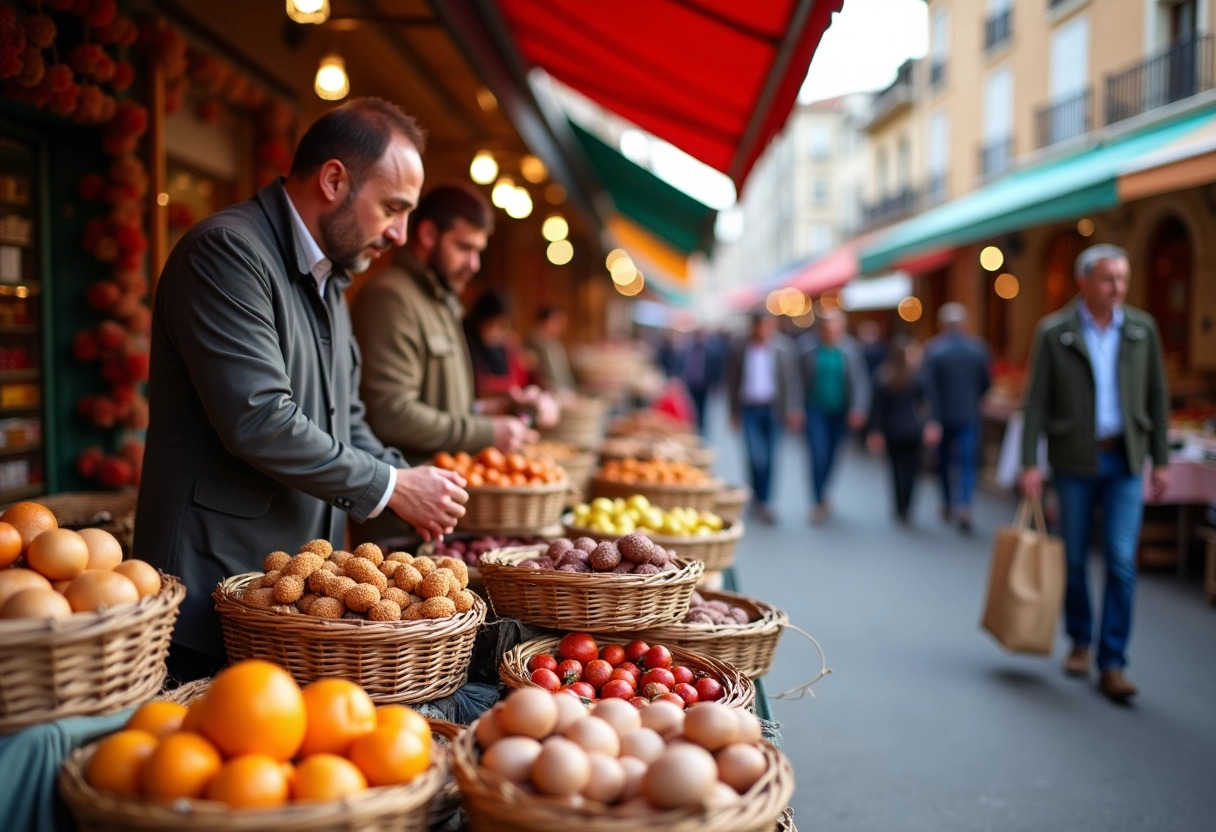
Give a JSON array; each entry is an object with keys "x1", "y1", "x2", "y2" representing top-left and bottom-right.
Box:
[
  {"x1": 240, "y1": 540, "x2": 476, "y2": 622},
  {"x1": 516, "y1": 535, "x2": 680, "y2": 576},
  {"x1": 682, "y1": 592, "x2": 751, "y2": 626}
]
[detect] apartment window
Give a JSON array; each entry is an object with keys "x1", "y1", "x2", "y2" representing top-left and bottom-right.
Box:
[
  {"x1": 928, "y1": 111, "x2": 949, "y2": 202},
  {"x1": 897, "y1": 136, "x2": 911, "y2": 192},
  {"x1": 812, "y1": 178, "x2": 829, "y2": 207},
  {"x1": 808, "y1": 125, "x2": 831, "y2": 160},
  {"x1": 810, "y1": 224, "x2": 832, "y2": 257},
  {"x1": 985, "y1": 0, "x2": 1013, "y2": 50},
  {"x1": 982, "y1": 67, "x2": 1014, "y2": 176},
  {"x1": 931, "y1": 8, "x2": 949, "y2": 87},
  {"x1": 1045, "y1": 14, "x2": 1090, "y2": 144},
  {"x1": 876, "y1": 149, "x2": 889, "y2": 198}
]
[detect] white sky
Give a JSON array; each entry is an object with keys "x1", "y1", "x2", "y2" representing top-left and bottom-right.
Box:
[{"x1": 799, "y1": 0, "x2": 929, "y2": 104}]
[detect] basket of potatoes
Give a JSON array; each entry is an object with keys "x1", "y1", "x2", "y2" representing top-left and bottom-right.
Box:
[{"x1": 213, "y1": 541, "x2": 486, "y2": 704}]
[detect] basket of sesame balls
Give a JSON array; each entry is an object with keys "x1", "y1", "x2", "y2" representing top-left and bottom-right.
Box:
[{"x1": 212, "y1": 540, "x2": 486, "y2": 704}]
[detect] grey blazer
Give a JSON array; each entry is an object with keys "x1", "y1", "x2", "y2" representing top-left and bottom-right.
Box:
[{"x1": 134, "y1": 180, "x2": 403, "y2": 658}]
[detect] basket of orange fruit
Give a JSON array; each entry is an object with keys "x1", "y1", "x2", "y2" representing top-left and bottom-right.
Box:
[
  {"x1": 591, "y1": 459, "x2": 722, "y2": 513},
  {"x1": 432, "y1": 448, "x2": 569, "y2": 535},
  {"x1": 0, "y1": 500, "x2": 185, "y2": 734},
  {"x1": 58, "y1": 659, "x2": 447, "y2": 832}
]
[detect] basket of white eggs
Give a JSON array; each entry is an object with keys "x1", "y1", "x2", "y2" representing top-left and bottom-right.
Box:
[{"x1": 451, "y1": 687, "x2": 794, "y2": 832}]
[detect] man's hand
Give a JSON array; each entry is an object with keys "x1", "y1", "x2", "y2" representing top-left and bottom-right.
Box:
[
  {"x1": 923, "y1": 421, "x2": 942, "y2": 448},
  {"x1": 847, "y1": 409, "x2": 867, "y2": 432},
  {"x1": 1150, "y1": 466, "x2": 1170, "y2": 500},
  {"x1": 491, "y1": 416, "x2": 536, "y2": 454},
  {"x1": 866, "y1": 431, "x2": 885, "y2": 455},
  {"x1": 388, "y1": 466, "x2": 468, "y2": 542},
  {"x1": 1019, "y1": 467, "x2": 1043, "y2": 501}
]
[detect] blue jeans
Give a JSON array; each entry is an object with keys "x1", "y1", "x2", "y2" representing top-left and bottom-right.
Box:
[
  {"x1": 805, "y1": 409, "x2": 847, "y2": 507},
  {"x1": 938, "y1": 422, "x2": 980, "y2": 510},
  {"x1": 690, "y1": 387, "x2": 710, "y2": 436},
  {"x1": 1053, "y1": 450, "x2": 1143, "y2": 670},
  {"x1": 740, "y1": 405, "x2": 777, "y2": 504}
]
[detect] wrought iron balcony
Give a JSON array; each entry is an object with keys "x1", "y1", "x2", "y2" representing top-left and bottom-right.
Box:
[
  {"x1": 1035, "y1": 88, "x2": 1092, "y2": 148},
  {"x1": 925, "y1": 173, "x2": 948, "y2": 205},
  {"x1": 861, "y1": 186, "x2": 920, "y2": 228},
  {"x1": 930, "y1": 60, "x2": 946, "y2": 89},
  {"x1": 864, "y1": 60, "x2": 916, "y2": 131},
  {"x1": 1105, "y1": 34, "x2": 1214, "y2": 124},
  {"x1": 985, "y1": 9, "x2": 1012, "y2": 51},
  {"x1": 979, "y1": 137, "x2": 1014, "y2": 178}
]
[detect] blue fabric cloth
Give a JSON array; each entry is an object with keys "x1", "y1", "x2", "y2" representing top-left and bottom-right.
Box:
[
  {"x1": 923, "y1": 332, "x2": 991, "y2": 427},
  {"x1": 805, "y1": 409, "x2": 848, "y2": 507},
  {"x1": 1077, "y1": 303, "x2": 1126, "y2": 439},
  {"x1": 1054, "y1": 449, "x2": 1143, "y2": 670},
  {"x1": 740, "y1": 404, "x2": 777, "y2": 504},
  {"x1": 938, "y1": 421, "x2": 980, "y2": 510},
  {"x1": 810, "y1": 346, "x2": 847, "y2": 414},
  {"x1": 0, "y1": 708, "x2": 133, "y2": 832}
]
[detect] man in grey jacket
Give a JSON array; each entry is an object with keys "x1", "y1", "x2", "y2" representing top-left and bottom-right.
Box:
[{"x1": 135, "y1": 99, "x2": 468, "y2": 682}]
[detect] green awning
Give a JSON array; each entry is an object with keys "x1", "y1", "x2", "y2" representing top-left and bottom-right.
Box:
[
  {"x1": 859, "y1": 106, "x2": 1216, "y2": 274},
  {"x1": 569, "y1": 121, "x2": 715, "y2": 255}
]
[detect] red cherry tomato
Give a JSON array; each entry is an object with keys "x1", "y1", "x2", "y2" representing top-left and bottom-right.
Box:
[
  {"x1": 601, "y1": 679, "x2": 635, "y2": 700},
  {"x1": 694, "y1": 676, "x2": 725, "y2": 702},
  {"x1": 640, "y1": 668, "x2": 675, "y2": 690},
  {"x1": 528, "y1": 654, "x2": 558, "y2": 673},
  {"x1": 559, "y1": 633, "x2": 599, "y2": 665},
  {"x1": 582, "y1": 659, "x2": 614, "y2": 691},
  {"x1": 671, "y1": 665, "x2": 695, "y2": 686},
  {"x1": 557, "y1": 659, "x2": 583, "y2": 685},
  {"x1": 643, "y1": 682, "x2": 671, "y2": 699},
  {"x1": 617, "y1": 662, "x2": 642, "y2": 683},
  {"x1": 654, "y1": 692, "x2": 687, "y2": 709},
  {"x1": 673, "y1": 682, "x2": 700, "y2": 705},
  {"x1": 568, "y1": 681, "x2": 596, "y2": 700},
  {"x1": 628, "y1": 696, "x2": 649, "y2": 710},
  {"x1": 624, "y1": 640, "x2": 650, "y2": 664},
  {"x1": 531, "y1": 668, "x2": 561, "y2": 692},
  {"x1": 599, "y1": 644, "x2": 627, "y2": 667},
  {"x1": 641, "y1": 645, "x2": 673, "y2": 670}
]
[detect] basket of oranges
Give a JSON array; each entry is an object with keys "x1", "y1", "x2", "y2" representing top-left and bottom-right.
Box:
[
  {"x1": 58, "y1": 660, "x2": 447, "y2": 832},
  {"x1": 590, "y1": 459, "x2": 721, "y2": 513},
  {"x1": 432, "y1": 448, "x2": 569, "y2": 535},
  {"x1": 0, "y1": 500, "x2": 185, "y2": 734}
]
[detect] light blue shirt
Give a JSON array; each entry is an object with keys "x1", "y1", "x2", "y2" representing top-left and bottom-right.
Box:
[{"x1": 1078, "y1": 302, "x2": 1124, "y2": 440}]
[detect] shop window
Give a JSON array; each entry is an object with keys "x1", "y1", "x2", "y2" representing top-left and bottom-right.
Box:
[
  {"x1": 1044, "y1": 230, "x2": 1086, "y2": 311},
  {"x1": 165, "y1": 159, "x2": 238, "y2": 252},
  {"x1": 1147, "y1": 216, "x2": 1191, "y2": 366}
]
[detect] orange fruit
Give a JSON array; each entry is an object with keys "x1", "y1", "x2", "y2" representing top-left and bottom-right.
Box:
[
  {"x1": 85, "y1": 729, "x2": 159, "y2": 796},
  {"x1": 0, "y1": 501, "x2": 57, "y2": 553},
  {"x1": 292, "y1": 753, "x2": 368, "y2": 801},
  {"x1": 298, "y1": 678, "x2": 377, "y2": 757},
  {"x1": 348, "y1": 725, "x2": 430, "y2": 786},
  {"x1": 375, "y1": 704, "x2": 431, "y2": 739},
  {"x1": 77, "y1": 528, "x2": 124, "y2": 571},
  {"x1": 126, "y1": 701, "x2": 188, "y2": 739},
  {"x1": 205, "y1": 753, "x2": 290, "y2": 809},
  {"x1": 141, "y1": 731, "x2": 223, "y2": 799},
  {"x1": 0, "y1": 521, "x2": 22, "y2": 568},
  {"x1": 181, "y1": 693, "x2": 208, "y2": 733},
  {"x1": 199, "y1": 659, "x2": 305, "y2": 762},
  {"x1": 114, "y1": 559, "x2": 162, "y2": 598}
]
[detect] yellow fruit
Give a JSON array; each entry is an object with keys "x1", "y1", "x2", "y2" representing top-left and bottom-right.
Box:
[{"x1": 626, "y1": 495, "x2": 651, "y2": 511}]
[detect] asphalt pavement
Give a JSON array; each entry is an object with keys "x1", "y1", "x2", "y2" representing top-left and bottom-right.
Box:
[{"x1": 708, "y1": 397, "x2": 1216, "y2": 832}]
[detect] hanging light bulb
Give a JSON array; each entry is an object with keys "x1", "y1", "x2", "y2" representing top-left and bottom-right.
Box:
[
  {"x1": 491, "y1": 177, "x2": 516, "y2": 209},
  {"x1": 520, "y1": 155, "x2": 548, "y2": 183},
  {"x1": 287, "y1": 0, "x2": 330, "y2": 24},
  {"x1": 609, "y1": 256, "x2": 637, "y2": 285},
  {"x1": 542, "y1": 214, "x2": 568, "y2": 242},
  {"x1": 470, "y1": 151, "x2": 498, "y2": 185},
  {"x1": 314, "y1": 54, "x2": 349, "y2": 101},
  {"x1": 505, "y1": 186, "x2": 533, "y2": 219},
  {"x1": 547, "y1": 239, "x2": 574, "y2": 265},
  {"x1": 617, "y1": 272, "x2": 645, "y2": 296}
]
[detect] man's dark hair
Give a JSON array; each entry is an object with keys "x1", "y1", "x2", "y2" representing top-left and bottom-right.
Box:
[
  {"x1": 290, "y1": 97, "x2": 426, "y2": 185},
  {"x1": 467, "y1": 288, "x2": 510, "y2": 329},
  {"x1": 410, "y1": 183, "x2": 495, "y2": 237},
  {"x1": 537, "y1": 305, "x2": 563, "y2": 324}
]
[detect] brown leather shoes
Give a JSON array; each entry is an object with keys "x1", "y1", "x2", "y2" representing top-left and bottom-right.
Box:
[
  {"x1": 1064, "y1": 646, "x2": 1090, "y2": 677},
  {"x1": 1099, "y1": 669, "x2": 1138, "y2": 702}
]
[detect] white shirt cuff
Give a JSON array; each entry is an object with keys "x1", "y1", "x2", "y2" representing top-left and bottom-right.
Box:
[{"x1": 368, "y1": 466, "x2": 396, "y2": 519}]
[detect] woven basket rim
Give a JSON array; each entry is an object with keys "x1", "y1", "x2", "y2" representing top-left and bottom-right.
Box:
[
  {"x1": 629, "y1": 588, "x2": 789, "y2": 638},
  {"x1": 562, "y1": 514, "x2": 743, "y2": 546},
  {"x1": 590, "y1": 475, "x2": 722, "y2": 494},
  {"x1": 0, "y1": 574, "x2": 185, "y2": 643},
  {"x1": 58, "y1": 737, "x2": 448, "y2": 828},
  {"x1": 465, "y1": 476, "x2": 570, "y2": 495},
  {"x1": 451, "y1": 717, "x2": 791, "y2": 831},
  {"x1": 214, "y1": 573, "x2": 487, "y2": 641},
  {"x1": 478, "y1": 545, "x2": 705, "y2": 587}
]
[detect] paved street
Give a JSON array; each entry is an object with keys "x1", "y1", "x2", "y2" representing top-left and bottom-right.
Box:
[{"x1": 710, "y1": 400, "x2": 1216, "y2": 832}]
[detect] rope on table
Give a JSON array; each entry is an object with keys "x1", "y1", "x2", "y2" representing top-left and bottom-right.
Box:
[{"x1": 771, "y1": 622, "x2": 833, "y2": 701}]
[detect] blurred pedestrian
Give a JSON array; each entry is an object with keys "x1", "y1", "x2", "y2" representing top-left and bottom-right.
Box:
[
  {"x1": 1019, "y1": 244, "x2": 1170, "y2": 702},
  {"x1": 525, "y1": 306, "x2": 576, "y2": 393},
  {"x1": 726, "y1": 312, "x2": 801, "y2": 524},
  {"x1": 924, "y1": 302, "x2": 992, "y2": 532},
  {"x1": 682, "y1": 329, "x2": 724, "y2": 435},
  {"x1": 799, "y1": 310, "x2": 870, "y2": 524},
  {"x1": 866, "y1": 335, "x2": 940, "y2": 524},
  {"x1": 857, "y1": 319, "x2": 887, "y2": 380},
  {"x1": 464, "y1": 289, "x2": 527, "y2": 398}
]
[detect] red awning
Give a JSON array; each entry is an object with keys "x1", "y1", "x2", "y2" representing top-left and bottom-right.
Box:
[
  {"x1": 495, "y1": 0, "x2": 843, "y2": 187},
  {"x1": 784, "y1": 243, "x2": 858, "y2": 295}
]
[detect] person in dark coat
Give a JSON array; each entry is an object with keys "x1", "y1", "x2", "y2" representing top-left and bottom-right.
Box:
[
  {"x1": 135, "y1": 99, "x2": 469, "y2": 683},
  {"x1": 923, "y1": 302, "x2": 992, "y2": 532},
  {"x1": 682, "y1": 328, "x2": 724, "y2": 436},
  {"x1": 866, "y1": 335, "x2": 940, "y2": 523}
]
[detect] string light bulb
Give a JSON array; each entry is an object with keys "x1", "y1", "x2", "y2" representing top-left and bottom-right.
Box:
[
  {"x1": 547, "y1": 240, "x2": 573, "y2": 265},
  {"x1": 287, "y1": 0, "x2": 329, "y2": 24},
  {"x1": 505, "y1": 186, "x2": 533, "y2": 219},
  {"x1": 542, "y1": 214, "x2": 568, "y2": 242},
  {"x1": 491, "y1": 178, "x2": 516, "y2": 209},
  {"x1": 314, "y1": 54, "x2": 349, "y2": 101},
  {"x1": 470, "y1": 151, "x2": 498, "y2": 185}
]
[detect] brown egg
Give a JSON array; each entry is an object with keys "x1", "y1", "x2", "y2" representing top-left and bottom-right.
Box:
[
  {"x1": 715, "y1": 742, "x2": 767, "y2": 793},
  {"x1": 25, "y1": 529, "x2": 89, "y2": 582},
  {"x1": 113, "y1": 559, "x2": 162, "y2": 598},
  {"x1": 498, "y1": 688, "x2": 558, "y2": 739},
  {"x1": 63, "y1": 570, "x2": 140, "y2": 613},
  {"x1": 619, "y1": 727, "x2": 665, "y2": 764},
  {"x1": 589, "y1": 698, "x2": 641, "y2": 735},
  {"x1": 77, "y1": 528, "x2": 124, "y2": 571},
  {"x1": 563, "y1": 716, "x2": 619, "y2": 757},
  {"x1": 552, "y1": 690, "x2": 589, "y2": 734},
  {"x1": 638, "y1": 699, "x2": 685, "y2": 740},
  {"x1": 642, "y1": 744, "x2": 718, "y2": 809},
  {"x1": 583, "y1": 752, "x2": 626, "y2": 804},
  {"x1": 0, "y1": 568, "x2": 52, "y2": 607},
  {"x1": 682, "y1": 702, "x2": 740, "y2": 751},
  {"x1": 0, "y1": 587, "x2": 73, "y2": 620},
  {"x1": 481, "y1": 736, "x2": 542, "y2": 783},
  {"x1": 474, "y1": 705, "x2": 507, "y2": 749},
  {"x1": 530, "y1": 737, "x2": 590, "y2": 796}
]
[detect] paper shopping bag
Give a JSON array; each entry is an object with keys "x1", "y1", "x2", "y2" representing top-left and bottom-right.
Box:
[{"x1": 980, "y1": 499, "x2": 1065, "y2": 655}]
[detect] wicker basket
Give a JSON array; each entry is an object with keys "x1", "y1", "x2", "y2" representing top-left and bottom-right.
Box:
[
  {"x1": 451, "y1": 721, "x2": 790, "y2": 832},
  {"x1": 500, "y1": 635, "x2": 755, "y2": 711},
  {"x1": 58, "y1": 738, "x2": 446, "y2": 832},
  {"x1": 589, "y1": 477, "x2": 721, "y2": 513},
  {"x1": 460, "y1": 480, "x2": 569, "y2": 535},
  {"x1": 713, "y1": 485, "x2": 751, "y2": 525},
  {"x1": 556, "y1": 451, "x2": 596, "y2": 503},
  {"x1": 563, "y1": 516, "x2": 744, "y2": 573},
  {"x1": 621, "y1": 589, "x2": 788, "y2": 678},
  {"x1": 213, "y1": 574, "x2": 486, "y2": 704},
  {"x1": 539, "y1": 397, "x2": 608, "y2": 450},
  {"x1": 2, "y1": 491, "x2": 138, "y2": 554},
  {"x1": 776, "y1": 807, "x2": 797, "y2": 832},
  {"x1": 478, "y1": 546, "x2": 703, "y2": 632},
  {"x1": 0, "y1": 575, "x2": 185, "y2": 734}
]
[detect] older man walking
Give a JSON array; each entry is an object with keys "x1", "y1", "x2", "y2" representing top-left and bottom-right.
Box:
[{"x1": 1019, "y1": 244, "x2": 1170, "y2": 702}]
